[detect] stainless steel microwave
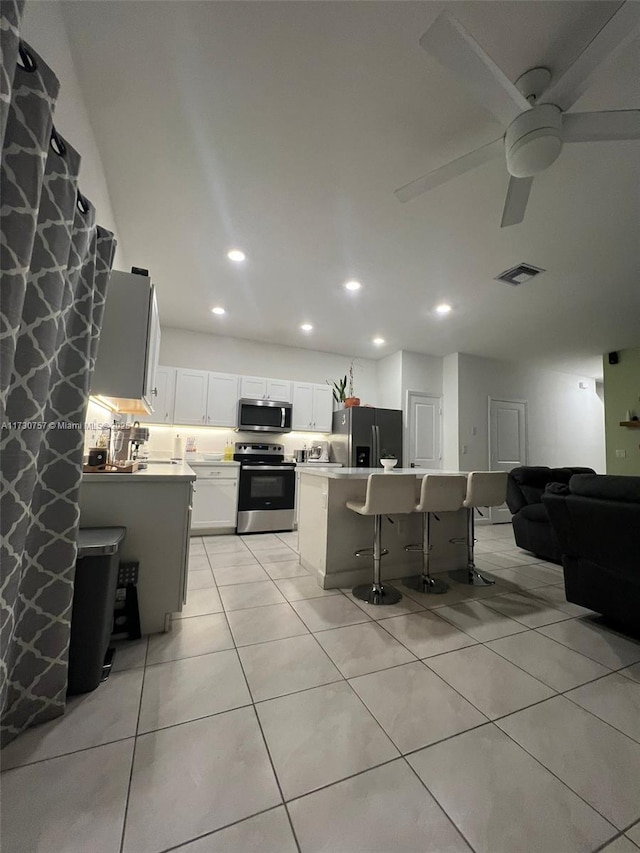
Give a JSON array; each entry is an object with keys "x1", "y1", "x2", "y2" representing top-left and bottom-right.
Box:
[{"x1": 237, "y1": 398, "x2": 292, "y2": 433}]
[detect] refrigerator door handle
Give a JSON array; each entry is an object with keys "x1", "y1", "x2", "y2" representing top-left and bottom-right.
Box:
[{"x1": 372, "y1": 424, "x2": 380, "y2": 467}]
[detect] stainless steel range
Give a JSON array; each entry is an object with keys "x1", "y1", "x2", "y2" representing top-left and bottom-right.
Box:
[{"x1": 234, "y1": 442, "x2": 296, "y2": 534}]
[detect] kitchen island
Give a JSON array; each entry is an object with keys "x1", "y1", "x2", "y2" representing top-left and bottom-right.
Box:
[
  {"x1": 298, "y1": 467, "x2": 468, "y2": 590},
  {"x1": 79, "y1": 463, "x2": 195, "y2": 633}
]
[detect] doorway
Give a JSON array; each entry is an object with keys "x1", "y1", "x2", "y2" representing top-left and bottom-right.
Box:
[
  {"x1": 488, "y1": 397, "x2": 527, "y2": 523},
  {"x1": 406, "y1": 392, "x2": 442, "y2": 469}
]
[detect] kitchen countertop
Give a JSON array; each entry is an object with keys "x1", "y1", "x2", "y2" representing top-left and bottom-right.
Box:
[
  {"x1": 82, "y1": 462, "x2": 196, "y2": 483},
  {"x1": 299, "y1": 467, "x2": 467, "y2": 479}
]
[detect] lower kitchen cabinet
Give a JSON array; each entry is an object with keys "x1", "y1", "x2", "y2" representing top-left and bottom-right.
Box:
[{"x1": 191, "y1": 465, "x2": 239, "y2": 532}]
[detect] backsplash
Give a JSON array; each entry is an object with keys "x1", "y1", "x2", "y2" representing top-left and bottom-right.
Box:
[{"x1": 145, "y1": 425, "x2": 329, "y2": 459}]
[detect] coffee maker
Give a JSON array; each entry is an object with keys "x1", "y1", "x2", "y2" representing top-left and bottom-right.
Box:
[{"x1": 112, "y1": 422, "x2": 149, "y2": 465}]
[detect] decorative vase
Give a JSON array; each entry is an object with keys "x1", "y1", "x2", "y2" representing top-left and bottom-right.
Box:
[
  {"x1": 380, "y1": 458, "x2": 397, "y2": 471},
  {"x1": 344, "y1": 397, "x2": 360, "y2": 408}
]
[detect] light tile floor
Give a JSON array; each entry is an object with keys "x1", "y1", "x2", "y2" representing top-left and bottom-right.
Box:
[{"x1": 3, "y1": 525, "x2": 640, "y2": 853}]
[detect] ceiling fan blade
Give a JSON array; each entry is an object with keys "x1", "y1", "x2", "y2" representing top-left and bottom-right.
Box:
[
  {"x1": 500, "y1": 176, "x2": 533, "y2": 227},
  {"x1": 542, "y1": 2, "x2": 640, "y2": 111},
  {"x1": 419, "y1": 12, "x2": 530, "y2": 126},
  {"x1": 395, "y1": 138, "x2": 503, "y2": 203},
  {"x1": 563, "y1": 109, "x2": 640, "y2": 142}
]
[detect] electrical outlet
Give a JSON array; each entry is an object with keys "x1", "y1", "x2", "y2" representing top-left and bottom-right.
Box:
[
  {"x1": 462, "y1": 444, "x2": 468, "y2": 454},
  {"x1": 615, "y1": 449, "x2": 626, "y2": 458}
]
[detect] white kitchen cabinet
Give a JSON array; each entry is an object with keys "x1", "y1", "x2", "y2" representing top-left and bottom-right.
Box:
[
  {"x1": 312, "y1": 384, "x2": 334, "y2": 432},
  {"x1": 267, "y1": 379, "x2": 291, "y2": 402},
  {"x1": 191, "y1": 466, "x2": 239, "y2": 531},
  {"x1": 292, "y1": 383, "x2": 314, "y2": 430},
  {"x1": 137, "y1": 366, "x2": 176, "y2": 424},
  {"x1": 174, "y1": 369, "x2": 208, "y2": 425},
  {"x1": 91, "y1": 270, "x2": 161, "y2": 415},
  {"x1": 206, "y1": 372, "x2": 239, "y2": 427},
  {"x1": 292, "y1": 382, "x2": 333, "y2": 432},
  {"x1": 240, "y1": 376, "x2": 291, "y2": 402},
  {"x1": 240, "y1": 376, "x2": 267, "y2": 399}
]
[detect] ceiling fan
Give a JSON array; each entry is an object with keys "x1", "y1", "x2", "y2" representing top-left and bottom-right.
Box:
[{"x1": 395, "y1": 2, "x2": 640, "y2": 226}]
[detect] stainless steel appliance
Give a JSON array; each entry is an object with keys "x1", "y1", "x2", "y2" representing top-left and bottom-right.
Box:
[
  {"x1": 235, "y1": 442, "x2": 296, "y2": 533},
  {"x1": 330, "y1": 407, "x2": 403, "y2": 468},
  {"x1": 111, "y1": 421, "x2": 150, "y2": 465},
  {"x1": 237, "y1": 398, "x2": 292, "y2": 434}
]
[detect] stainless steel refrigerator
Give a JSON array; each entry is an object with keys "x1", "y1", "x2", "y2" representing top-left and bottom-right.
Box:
[{"x1": 330, "y1": 407, "x2": 403, "y2": 468}]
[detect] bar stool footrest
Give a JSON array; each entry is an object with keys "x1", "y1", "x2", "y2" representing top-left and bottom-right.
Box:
[
  {"x1": 355, "y1": 548, "x2": 389, "y2": 558},
  {"x1": 352, "y1": 583, "x2": 402, "y2": 606}
]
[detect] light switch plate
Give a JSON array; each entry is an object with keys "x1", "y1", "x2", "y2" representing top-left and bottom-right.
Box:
[{"x1": 615, "y1": 449, "x2": 626, "y2": 458}]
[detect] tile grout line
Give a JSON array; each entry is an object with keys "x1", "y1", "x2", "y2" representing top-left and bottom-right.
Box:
[
  {"x1": 494, "y1": 720, "x2": 621, "y2": 838},
  {"x1": 216, "y1": 571, "x2": 303, "y2": 853},
  {"x1": 117, "y1": 635, "x2": 150, "y2": 853},
  {"x1": 402, "y1": 754, "x2": 481, "y2": 853}
]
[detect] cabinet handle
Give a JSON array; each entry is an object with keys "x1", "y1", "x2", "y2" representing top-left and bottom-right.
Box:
[
  {"x1": 151, "y1": 387, "x2": 158, "y2": 396},
  {"x1": 207, "y1": 415, "x2": 211, "y2": 422},
  {"x1": 202, "y1": 415, "x2": 205, "y2": 423}
]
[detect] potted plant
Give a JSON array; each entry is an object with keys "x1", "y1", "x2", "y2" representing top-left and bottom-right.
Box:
[
  {"x1": 344, "y1": 362, "x2": 360, "y2": 408},
  {"x1": 328, "y1": 374, "x2": 347, "y2": 407},
  {"x1": 327, "y1": 362, "x2": 360, "y2": 408},
  {"x1": 380, "y1": 449, "x2": 398, "y2": 471}
]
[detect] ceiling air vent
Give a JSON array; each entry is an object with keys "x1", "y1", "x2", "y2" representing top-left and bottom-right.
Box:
[{"x1": 495, "y1": 262, "x2": 545, "y2": 286}]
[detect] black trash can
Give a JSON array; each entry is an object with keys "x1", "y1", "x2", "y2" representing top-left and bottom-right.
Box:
[{"x1": 67, "y1": 527, "x2": 126, "y2": 695}]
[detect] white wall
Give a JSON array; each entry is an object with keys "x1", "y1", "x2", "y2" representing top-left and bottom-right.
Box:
[
  {"x1": 20, "y1": 2, "x2": 127, "y2": 269},
  {"x1": 442, "y1": 353, "x2": 460, "y2": 469},
  {"x1": 400, "y1": 351, "x2": 442, "y2": 401},
  {"x1": 160, "y1": 327, "x2": 379, "y2": 406},
  {"x1": 456, "y1": 353, "x2": 605, "y2": 473},
  {"x1": 376, "y1": 352, "x2": 402, "y2": 410}
]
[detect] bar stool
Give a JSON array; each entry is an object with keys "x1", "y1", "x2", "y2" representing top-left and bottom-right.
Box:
[
  {"x1": 348, "y1": 474, "x2": 417, "y2": 606},
  {"x1": 403, "y1": 474, "x2": 467, "y2": 594},
  {"x1": 451, "y1": 471, "x2": 508, "y2": 586}
]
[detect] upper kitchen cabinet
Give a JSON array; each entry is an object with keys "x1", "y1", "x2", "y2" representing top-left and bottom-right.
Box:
[
  {"x1": 91, "y1": 270, "x2": 161, "y2": 414},
  {"x1": 206, "y1": 372, "x2": 239, "y2": 427},
  {"x1": 174, "y1": 369, "x2": 209, "y2": 425},
  {"x1": 292, "y1": 382, "x2": 333, "y2": 432},
  {"x1": 137, "y1": 366, "x2": 176, "y2": 424},
  {"x1": 240, "y1": 376, "x2": 292, "y2": 402}
]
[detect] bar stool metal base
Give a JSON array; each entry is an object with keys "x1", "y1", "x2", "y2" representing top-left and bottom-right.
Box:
[
  {"x1": 449, "y1": 567, "x2": 496, "y2": 587},
  {"x1": 352, "y1": 582, "x2": 402, "y2": 606},
  {"x1": 402, "y1": 574, "x2": 450, "y2": 594}
]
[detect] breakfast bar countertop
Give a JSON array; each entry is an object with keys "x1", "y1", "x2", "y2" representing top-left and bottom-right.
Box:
[
  {"x1": 299, "y1": 466, "x2": 467, "y2": 479},
  {"x1": 82, "y1": 462, "x2": 197, "y2": 482}
]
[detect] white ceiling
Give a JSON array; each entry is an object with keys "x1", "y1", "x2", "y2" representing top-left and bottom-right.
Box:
[{"x1": 62, "y1": 1, "x2": 639, "y2": 378}]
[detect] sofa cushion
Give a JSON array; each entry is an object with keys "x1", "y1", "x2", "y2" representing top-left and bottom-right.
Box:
[
  {"x1": 510, "y1": 466, "x2": 553, "y2": 488},
  {"x1": 519, "y1": 503, "x2": 549, "y2": 523},
  {"x1": 570, "y1": 473, "x2": 640, "y2": 504}
]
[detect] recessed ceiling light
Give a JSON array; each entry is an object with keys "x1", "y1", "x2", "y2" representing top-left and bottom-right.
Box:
[
  {"x1": 211, "y1": 306, "x2": 226, "y2": 315},
  {"x1": 344, "y1": 280, "x2": 362, "y2": 291},
  {"x1": 227, "y1": 248, "x2": 246, "y2": 263},
  {"x1": 300, "y1": 323, "x2": 313, "y2": 332},
  {"x1": 435, "y1": 303, "x2": 452, "y2": 315},
  {"x1": 373, "y1": 337, "x2": 385, "y2": 346}
]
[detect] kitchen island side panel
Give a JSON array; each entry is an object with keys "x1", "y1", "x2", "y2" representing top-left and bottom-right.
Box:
[{"x1": 79, "y1": 478, "x2": 192, "y2": 634}]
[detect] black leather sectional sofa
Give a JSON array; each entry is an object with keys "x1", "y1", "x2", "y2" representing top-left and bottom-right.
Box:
[
  {"x1": 542, "y1": 473, "x2": 640, "y2": 628},
  {"x1": 506, "y1": 466, "x2": 595, "y2": 563}
]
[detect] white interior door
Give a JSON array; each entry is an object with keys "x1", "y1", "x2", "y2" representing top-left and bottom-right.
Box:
[
  {"x1": 489, "y1": 398, "x2": 527, "y2": 523},
  {"x1": 407, "y1": 393, "x2": 442, "y2": 469}
]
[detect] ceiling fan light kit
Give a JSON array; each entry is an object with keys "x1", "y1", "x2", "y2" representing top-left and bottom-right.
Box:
[
  {"x1": 397, "y1": 3, "x2": 640, "y2": 226},
  {"x1": 506, "y1": 104, "x2": 563, "y2": 177}
]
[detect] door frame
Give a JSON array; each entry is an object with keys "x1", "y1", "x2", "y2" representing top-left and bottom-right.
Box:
[
  {"x1": 487, "y1": 396, "x2": 528, "y2": 524},
  {"x1": 405, "y1": 390, "x2": 443, "y2": 469}
]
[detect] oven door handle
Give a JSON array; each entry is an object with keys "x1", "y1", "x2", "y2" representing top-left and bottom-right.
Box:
[{"x1": 242, "y1": 465, "x2": 294, "y2": 471}]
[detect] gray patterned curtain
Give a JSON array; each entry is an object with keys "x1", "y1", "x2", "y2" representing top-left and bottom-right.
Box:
[{"x1": 1, "y1": 4, "x2": 117, "y2": 745}]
